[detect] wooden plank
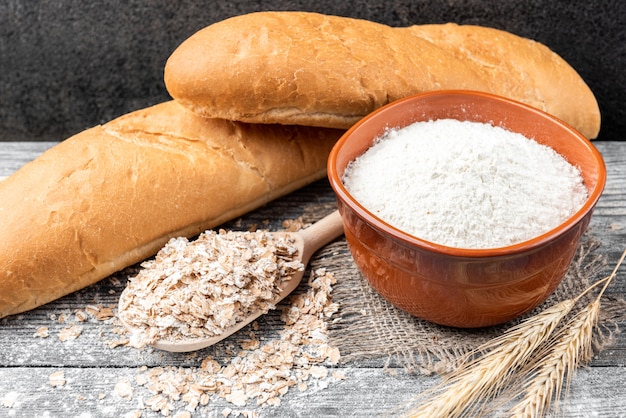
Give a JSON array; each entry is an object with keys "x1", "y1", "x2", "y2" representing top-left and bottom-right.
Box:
[{"x1": 0, "y1": 141, "x2": 57, "y2": 178}]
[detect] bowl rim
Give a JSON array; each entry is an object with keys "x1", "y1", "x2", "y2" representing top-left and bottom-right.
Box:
[{"x1": 327, "y1": 90, "x2": 607, "y2": 258}]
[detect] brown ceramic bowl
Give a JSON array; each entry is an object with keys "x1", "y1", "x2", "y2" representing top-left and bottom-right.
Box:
[{"x1": 328, "y1": 90, "x2": 606, "y2": 328}]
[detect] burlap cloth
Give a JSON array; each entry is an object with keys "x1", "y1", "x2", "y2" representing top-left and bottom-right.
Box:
[{"x1": 322, "y1": 232, "x2": 626, "y2": 375}]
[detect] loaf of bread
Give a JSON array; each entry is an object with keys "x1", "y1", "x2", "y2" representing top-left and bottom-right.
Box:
[
  {"x1": 164, "y1": 11, "x2": 600, "y2": 139},
  {"x1": 0, "y1": 101, "x2": 342, "y2": 318}
]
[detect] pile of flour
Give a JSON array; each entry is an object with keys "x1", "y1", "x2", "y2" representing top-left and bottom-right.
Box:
[{"x1": 342, "y1": 119, "x2": 588, "y2": 249}]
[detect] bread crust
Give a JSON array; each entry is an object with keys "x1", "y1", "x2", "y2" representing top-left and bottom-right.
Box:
[
  {"x1": 164, "y1": 12, "x2": 600, "y2": 139},
  {"x1": 0, "y1": 101, "x2": 342, "y2": 318},
  {"x1": 407, "y1": 23, "x2": 601, "y2": 140}
]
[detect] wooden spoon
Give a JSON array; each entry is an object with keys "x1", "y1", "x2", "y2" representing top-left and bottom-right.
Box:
[{"x1": 119, "y1": 210, "x2": 344, "y2": 352}]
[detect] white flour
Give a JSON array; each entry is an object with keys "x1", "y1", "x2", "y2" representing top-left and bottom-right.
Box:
[{"x1": 342, "y1": 119, "x2": 588, "y2": 249}]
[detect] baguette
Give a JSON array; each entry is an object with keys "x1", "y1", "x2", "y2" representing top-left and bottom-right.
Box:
[
  {"x1": 0, "y1": 101, "x2": 342, "y2": 318},
  {"x1": 164, "y1": 11, "x2": 600, "y2": 139}
]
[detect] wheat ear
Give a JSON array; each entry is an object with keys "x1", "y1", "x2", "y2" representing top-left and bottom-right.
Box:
[
  {"x1": 508, "y1": 249, "x2": 626, "y2": 418},
  {"x1": 507, "y1": 300, "x2": 599, "y2": 418},
  {"x1": 404, "y1": 299, "x2": 577, "y2": 418}
]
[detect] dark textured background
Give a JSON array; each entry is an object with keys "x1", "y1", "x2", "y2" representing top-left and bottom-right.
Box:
[{"x1": 1, "y1": 0, "x2": 624, "y2": 141}]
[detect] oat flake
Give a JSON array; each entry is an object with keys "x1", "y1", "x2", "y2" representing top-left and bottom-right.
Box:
[
  {"x1": 58, "y1": 324, "x2": 83, "y2": 341},
  {"x1": 118, "y1": 229, "x2": 304, "y2": 347},
  {"x1": 49, "y1": 371, "x2": 66, "y2": 387},
  {"x1": 34, "y1": 326, "x2": 49, "y2": 338},
  {"x1": 114, "y1": 378, "x2": 134, "y2": 401},
  {"x1": 119, "y1": 268, "x2": 342, "y2": 413}
]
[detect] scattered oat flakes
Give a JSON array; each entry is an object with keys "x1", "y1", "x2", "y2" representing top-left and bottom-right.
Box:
[
  {"x1": 309, "y1": 365, "x2": 329, "y2": 379},
  {"x1": 74, "y1": 310, "x2": 89, "y2": 322},
  {"x1": 49, "y1": 371, "x2": 66, "y2": 387},
  {"x1": 332, "y1": 371, "x2": 347, "y2": 380},
  {"x1": 85, "y1": 305, "x2": 115, "y2": 321},
  {"x1": 282, "y1": 217, "x2": 307, "y2": 232},
  {"x1": 34, "y1": 326, "x2": 49, "y2": 338},
  {"x1": 114, "y1": 378, "x2": 134, "y2": 401},
  {"x1": 225, "y1": 390, "x2": 248, "y2": 407},
  {"x1": 327, "y1": 347, "x2": 341, "y2": 364},
  {"x1": 134, "y1": 373, "x2": 148, "y2": 386},
  {"x1": 146, "y1": 394, "x2": 172, "y2": 414},
  {"x1": 99, "y1": 307, "x2": 116, "y2": 320},
  {"x1": 108, "y1": 339, "x2": 130, "y2": 349},
  {"x1": 318, "y1": 380, "x2": 330, "y2": 390},
  {"x1": 109, "y1": 277, "x2": 122, "y2": 287},
  {"x1": 59, "y1": 324, "x2": 83, "y2": 341},
  {"x1": 111, "y1": 326, "x2": 129, "y2": 336},
  {"x1": 266, "y1": 397, "x2": 281, "y2": 407},
  {"x1": 118, "y1": 229, "x2": 303, "y2": 348},
  {"x1": 240, "y1": 337, "x2": 260, "y2": 351},
  {"x1": 124, "y1": 268, "x2": 342, "y2": 414}
]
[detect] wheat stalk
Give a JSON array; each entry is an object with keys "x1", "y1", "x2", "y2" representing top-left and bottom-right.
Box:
[
  {"x1": 507, "y1": 300, "x2": 599, "y2": 418},
  {"x1": 404, "y1": 299, "x2": 577, "y2": 418},
  {"x1": 403, "y1": 249, "x2": 626, "y2": 418},
  {"x1": 508, "y1": 249, "x2": 626, "y2": 418}
]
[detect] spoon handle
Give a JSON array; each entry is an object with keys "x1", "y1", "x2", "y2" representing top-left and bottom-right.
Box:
[{"x1": 297, "y1": 210, "x2": 344, "y2": 261}]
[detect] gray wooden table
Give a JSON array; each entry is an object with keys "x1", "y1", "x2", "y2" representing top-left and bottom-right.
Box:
[{"x1": 0, "y1": 141, "x2": 624, "y2": 417}]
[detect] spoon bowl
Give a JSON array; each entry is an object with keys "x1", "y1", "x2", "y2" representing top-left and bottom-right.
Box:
[{"x1": 119, "y1": 210, "x2": 344, "y2": 352}]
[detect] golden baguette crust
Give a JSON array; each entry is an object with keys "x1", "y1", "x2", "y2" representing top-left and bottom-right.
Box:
[
  {"x1": 0, "y1": 101, "x2": 342, "y2": 318},
  {"x1": 165, "y1": 12, "x2": 488, "y2": 131},
  {"x1": 165, "y1": 11, "x2": 600, "y2": 139},
  {"x1": 407, "y1": 23, "x2": 601, "y2": 140}
]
